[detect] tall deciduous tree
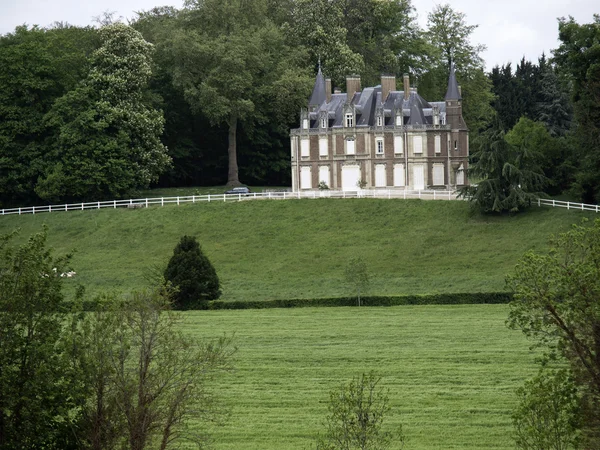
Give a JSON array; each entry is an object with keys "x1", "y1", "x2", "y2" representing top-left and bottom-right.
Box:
[
  {"x1": 423, "y1": 4, "x2": 494, "y2": 133},
  {"x1": 553, "y1": 15, "x2": 600, "y2": 203},
  {"x1": 0, "y1": 228, "x2": 82, "y2": 449},
  {"x1": 167, "y1": 0, "x2": 311, "y2": 186},
  {"x1": 507, "y1": 219, "x2": 600, "y2": 446},
  {"x1": 40, "y1": 23, "x2": 171, "y2": 202}
]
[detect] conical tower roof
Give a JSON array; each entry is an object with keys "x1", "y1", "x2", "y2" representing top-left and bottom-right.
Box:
[
  {"x1": 444, "y1": 62, "x2": 461, "y2": 101},
  {"x1": 309, "y1": 64, "x2": 326, "y2": 106}
]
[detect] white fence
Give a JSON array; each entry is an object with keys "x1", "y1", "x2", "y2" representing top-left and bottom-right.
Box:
[
  {"x1": 538, "y1": 198, "x2": 600, "y2": 213},
  {"x1": 2, "y1": 191, "x2": 597, "y2": 217},
  {"x1": 0, "y1": 189, "x2": 458, "y2": 216}
]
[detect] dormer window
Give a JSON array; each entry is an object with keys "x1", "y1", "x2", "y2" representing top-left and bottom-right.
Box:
[
  {"x1": 395, "y1": 115, "x2": 402, "y2": 126},
  {"x1": 345, "y1": 113, "x2": 354, "y2": 128},
  {"x1": 377, "y1": 116, "x2": 383, "y2": 127},
  {"x1": 302, "y1": 118, "x2": 308, "y2": 129}
]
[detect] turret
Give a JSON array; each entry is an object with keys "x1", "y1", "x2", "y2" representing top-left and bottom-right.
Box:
[
  {"x1": 444, "y1": 63, "x2": 466, "y2": 129},
  {"x1": 308, "y1": 64, "x2": 326, "y2": 112}
]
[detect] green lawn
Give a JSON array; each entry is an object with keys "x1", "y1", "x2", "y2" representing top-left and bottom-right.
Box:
[
  {"x1": 180, "y1": 304, "x2": 539, "y2": 449},
  {"x1": 0, "y1": 198, "x2": 594, "y2": 301}
]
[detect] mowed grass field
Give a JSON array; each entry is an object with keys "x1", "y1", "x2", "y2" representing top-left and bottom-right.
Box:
[
  {"x1": 0, "y1": 198, "x2": 595, "y2": 301},
  {"x1": 180, "y1": 305, "x2": 539, "y2": 449}
]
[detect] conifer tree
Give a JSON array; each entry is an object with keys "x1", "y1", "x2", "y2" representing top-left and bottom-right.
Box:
[{"x1": 164, "y1": 236, "x2": 221, "y2": 308}]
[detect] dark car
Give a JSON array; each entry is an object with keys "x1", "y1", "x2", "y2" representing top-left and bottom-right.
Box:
[{"x1": 224, "y1": 186, "x2": 251, "y2": 195}]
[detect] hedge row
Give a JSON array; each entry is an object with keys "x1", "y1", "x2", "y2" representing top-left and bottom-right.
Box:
[{"x1": 202, "y1": 292, "x2": 513, "y2": 310}]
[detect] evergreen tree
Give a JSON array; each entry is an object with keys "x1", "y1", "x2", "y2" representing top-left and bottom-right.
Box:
[
  {"x1": 164, "y1": 236, "x2": 221, "y2": 308},
  {"x1": 459, "y1": 125, "x2": 547, "y2": 213}
]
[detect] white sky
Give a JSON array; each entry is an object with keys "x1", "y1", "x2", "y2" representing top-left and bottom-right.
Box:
[{"x1": 0, "y1": 0, "x2": 597, "y2": 71}]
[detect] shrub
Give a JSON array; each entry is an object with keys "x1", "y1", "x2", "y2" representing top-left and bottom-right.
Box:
[{"x1": 164, "y1": 236, "x2": 221, "y2": 308}]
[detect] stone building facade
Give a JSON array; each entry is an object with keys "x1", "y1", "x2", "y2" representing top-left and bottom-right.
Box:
[{"x1": 290, "y1": 65, "x2": 469, "y2": 191}]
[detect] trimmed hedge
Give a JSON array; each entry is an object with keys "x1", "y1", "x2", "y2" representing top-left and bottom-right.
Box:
[{"x1": 204, "y1": 292, "x2": 513, "y2": 310}]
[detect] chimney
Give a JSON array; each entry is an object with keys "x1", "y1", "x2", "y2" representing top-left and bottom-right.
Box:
[
  {"x1": 346, "y1": 76, "x2": 361, "y2": 103},
  {"x1": 458, "y1": 85, "x2": 462, "y2": 98},
  {"x1": 381, "y1": 75, "x2": 396, "y2": 102},
  {"x1": 403, "y1": 74, "x2": 410, "y2": 101},
  {"x1": 325, "y1": 78, "x2": 332, "y2": 103}
]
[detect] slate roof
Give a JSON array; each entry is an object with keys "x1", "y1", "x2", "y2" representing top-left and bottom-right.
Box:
[
  {"x1": 306, "y1": 67, "x2": 457, "y2": 128},
  {"x1": 444, "y1": 63, "x2": 461, "y2": 100}
]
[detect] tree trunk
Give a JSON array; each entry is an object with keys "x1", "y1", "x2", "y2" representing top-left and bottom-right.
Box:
[{"x1": 226, "y1": 114, "x2": 241, "y2": 186}]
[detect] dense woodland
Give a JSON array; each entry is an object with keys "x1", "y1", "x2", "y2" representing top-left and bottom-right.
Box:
[{"x1": 0, "y1": 1, "x2": 599, "y2": 207}]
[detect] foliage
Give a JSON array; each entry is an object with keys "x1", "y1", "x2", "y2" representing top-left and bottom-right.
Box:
[
  {"x1": 164, "y1": 235, "x2": 221, "y2": 308},
  {"x1": 79, "y1": 291, "x2": 234, "y2": 449},
  {"x1": 39, "y1": 23, "x2": 171, "y2": 202},
  {"x1": 166, "y1": 0, "x2": 312, "y2": 186},
  {"x1": 513, "y1": 369, "x2": 581, "y2": 450},
  {"x1": 459, "y1": 126, "x2": 547, "y2": 213},
  {"x1": 507, "y1": 219, "x2": 600, "y2": 446},
  {"x1": 0, "y1": 25, "x2": 98, "y2": 207},
  {"x1": 316, "y1": 372, "x2": 403, "y2": 450},
  {"x1": 0, "y1": 228, "x2": 81, "y2": 449},
  {"x1": 423, "y1": 4, "x2": 494, "y2": 133},
  {"x1": 344, "y1": 256, "x2": 370, "y2": 306},
  {"x1": 553, "y1": 15, "x2": 600, "y2": 203}
]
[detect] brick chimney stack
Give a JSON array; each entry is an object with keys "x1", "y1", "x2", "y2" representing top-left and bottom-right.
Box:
[
  {"x1": 325, "y1": 78, "x2": 332, "y2": 103},
  {"x1": 381, "y1": 75, "x2": 396, "y2": 102},
  {"x1": 346, "y1": 76, "x2": 361, "y2": 103},
  {"x1": 403, "y1": 74, "x2": 410, "y2": 101}
]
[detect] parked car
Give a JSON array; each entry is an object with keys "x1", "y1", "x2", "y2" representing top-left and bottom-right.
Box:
[{"x1": 224, "y1": 186, "x2": 251, "y2": 195}]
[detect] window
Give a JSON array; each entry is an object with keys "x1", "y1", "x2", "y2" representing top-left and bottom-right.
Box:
[
  {"x1": 440, "y1": 113, "x2": 446, "y2": 125},
  {"x1": 302, "y1": 118, "x2": 308, "y2": 129},
  {"x1": 433, "y1": 114, "x2": 439, "y2": 126},
  {"x1": 454, "y1": 140, "x2": 458, "y2": 151},
  {"x1": 300, "y1": 139, "x2": 309, "y2": 157},
  {"x1": 413, "y1": 164, "x2": 425, "y2": 190},
  {"x1": 300, "y1": 166, "x2": 312, "y2": 189},
  {"x1": 319, "y1": 166, "x2": 330, "y2": 186},
  {"x1": 435, "y1": 135, "x2": 441, "y2": 154},
  {"x1": 395, "y1": 115, "x2": 403, "y2": 126},
  {"x1": 376, "y1": 138, "x2": 384, "y2": 155},
  {"x1": 432, "y1": 164, "x2": 444, "y2": 185},
  {"x1": 393, "y1": 164, "x2": 405, "y2": 187},
  {"x1": 394, "y1": 135, "x2": 403, "y2": 154},
  {"x1": 345, "y1": 113, "x2": 354, "y2": 128},
  {"x1": 377, "y1": 115, "x2": 383, "y2": 127},
  {"x1": 413, "y1": 135, "x2": 423, "y2": 154},
  {"x1": 456, "y1": 164, "x2": 465, "y2": 185},
  {"x1": 321, "y1": 117, "x2": 327, "y2": 128},
  {"x1": 375, "y1": 164, "x2": 386, "y2": 187},
  {"x1": 346, "y1": 138, "x2": 355, "y2": 155},
  {"x1": 319, "y1": 138, "x2": 328, "y2": 157}
]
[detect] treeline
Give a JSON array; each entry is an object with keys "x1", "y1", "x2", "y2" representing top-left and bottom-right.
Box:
[
  {"x1": 0, "y1": 0, "x2": 493, "y2": 207},
  {"x1": 0, "y1": 2, "x2": 598, "y2": 207}
]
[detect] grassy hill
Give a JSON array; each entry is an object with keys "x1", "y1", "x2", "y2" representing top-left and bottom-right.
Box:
[{"x1": 0, "y1": 197, "x2": 594, "y2": 301}]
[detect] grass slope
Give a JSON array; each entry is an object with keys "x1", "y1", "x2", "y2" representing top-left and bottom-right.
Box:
[
  {"x1": 181, "y1": 305, "x2": 539, "y2": 449},
  {"x1": 0, "y1": 198, "x2": 594, "y2": 301}
]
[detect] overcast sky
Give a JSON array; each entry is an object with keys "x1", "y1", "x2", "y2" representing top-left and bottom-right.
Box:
[{"x1": 0, "y1": 0, "x2": 597, "y2": 71}]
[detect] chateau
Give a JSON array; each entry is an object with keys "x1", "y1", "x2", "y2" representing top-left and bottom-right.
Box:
[{"x1": 290, "y1": 65, "x2": 469, "y2": 191}]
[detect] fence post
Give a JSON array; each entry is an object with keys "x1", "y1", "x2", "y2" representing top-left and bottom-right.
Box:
[
  {"x1": 434, "y1": 191, "x2": 436, "y2": 200},
  {"x1": 567, "y1": 202, "x2": 570, "y2": 210},
  {"x1": 192, "y1": 195, "x2": 195, "y2": 203},
  {"x1": 161, "y1": 197, "x2": 164, "y2": 207},
  {"x1": 65, "y1": 204, "x2": 67, "y2": 211},
  {"x1": 49, "y1": 205, "x2": 52, "y2": 212},
  {"x1": 553, "y1": 199, "x2": 555, "y2": 207},
  {"x1": 18, "y1": 207, "x2": 21, "y2": 215},
  {"x1": 81, "y1": 203, "x2": 84, "y2": 210},
  {"x1": 114, "y1": 200, "x2": 116, "y2": 208},
  {"x1": 97, "y1": 202, "x2": 100, "y2": 209},
  {"x1": 177, "y1": 196, "x2": 180, "y2": 206}
]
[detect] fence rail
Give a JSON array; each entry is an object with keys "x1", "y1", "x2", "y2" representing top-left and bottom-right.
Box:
[
  {"x1": 0, "y1": 189, "x2": 459, "y2": 216},
  {"x1": 2, "y1": 191, "x2": 597, "y2": 217},
  {"x1": 538, "y1": 198, "x2": 600, "y2": 213}
]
